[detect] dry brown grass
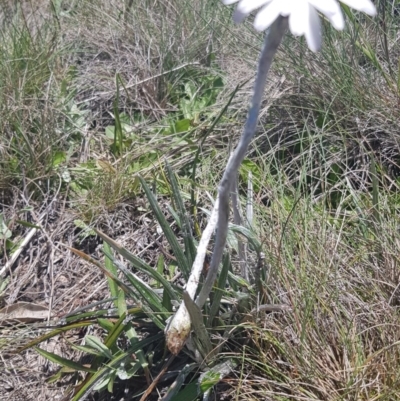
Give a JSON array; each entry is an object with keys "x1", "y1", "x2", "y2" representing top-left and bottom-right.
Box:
[{"x1": 1, "y1": 1, "x2": 400, "y2": 401}]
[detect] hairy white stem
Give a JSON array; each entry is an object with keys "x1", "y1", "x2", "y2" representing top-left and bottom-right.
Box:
[
  {"x1": 195, "y1": 17, "x2": 288, "y2": 309},
  {"x1": 165, "y1": 198, "x2": 219, "y2": 354},
  {"x1": 231, "y1": 173, "x2": 248, "y2": 281},
  {"x1": 246, "y1": 171, "x2": 253, "y2": 228}
]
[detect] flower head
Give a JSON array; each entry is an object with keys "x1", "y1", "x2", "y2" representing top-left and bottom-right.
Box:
[{"x1": 223, "y1": 0, "x2": 377, "y2": 51}]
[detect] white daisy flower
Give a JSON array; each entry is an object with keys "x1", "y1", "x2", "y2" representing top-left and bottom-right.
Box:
[{"x1": 222, "y1": 0, "x2": 377, "y2": 51}]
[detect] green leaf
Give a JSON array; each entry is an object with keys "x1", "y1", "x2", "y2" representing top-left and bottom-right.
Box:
[
  {"x1": 0, "y1": 214, "x2": 12, "y2": 240},
  {"x1": 227, "y1": 271, "x2": 252, "y2": 292},
  {"x1": 199, "y1": 371, "x2": 220, "y2": 393},
  {"x1": 107, "y1": 371, "x2": 117, "y2": 393},
  {"x1": 105, "y1": 125, "x2": 115, "y2": 139},
  {"x1": 166, "y1": 162, "x2": 196, "y2": 267},
  {"x1": 15, "y1": 220, "x2": 42, "y2": 229},
  {"x1": 34, "y1": 347, "x2": 96, "y2": 373},
  {"x1": 69, "y1": 241, "x2": 155, "y2": 383},
  {"x1": 139, "y1": 177, "x2": 190, "y2": 280},
  {"x1": 168, "y1": 381, "x2": 199, "y2": 401},
  {"x1": 102, "y1": 248, "x2": 167, "y2": 315},
  {"x1": 229, "y1": 223, "x2": 261, "y2": 252},
  {"x1": 68, "y1": 247, "x2": 144, "y2": 306},
  {"x1": 240, "y1": 159, "x2": 261, "y2": 192},
  {"x1": 104, "y1": 242, "x2": 125, "y2": 314},
  {"x1": 93, "y1": 373, "x2": 114, "y2": 392},
  {"x1": 174, "y1": 118, "x2": 191, "y2": 133},
  {"x1": 64, "y1": 306, "x2": 117, "y2": 323},
  {"x1": 46, "y1": 369, "x2": 65, "y2": 384},
  {"x1": 198, "y1": 359, "x2": 237, "y2": 394},
  {"x1": 103, "y1": 313, "x2": 127, "y2": 350},
  {"x1": 72, "y1": 332, "x2": 164, "y2": 401},
  {"x1": 68, "y1": 343, "x2": 102, "y2": 357},
  {"x1": 183, "y1": 291, "x2": 213, "y2": 360},
  {"x1": 155, "y1": 254, "x2": 164, "y2": 289},
  {"x1": 116, "y1": 263, "x2": 167, "y2": 329},
  {"x1": 112, "y1": 74, "x2": 124, "y2": 155},
  {"x1": 161, "y1": 363, "x2": 197, "y2": 401},
  {"x1": 85, "y1": 335, "x2": 113, "y2": 359},
  {"x1": 95, "y1": 230, "x2": 177, "y2": 301},
  {"x1": 208, "y1": 253, "x2": 230, "y2": 326},
  {"x1": 162, "y1": 286, "x2": 173, "y2": 312},
  {"x1": 51, "y1": 150, "x2": 66, "y2": 167},
  {"x1": 117, "y1": 290, "x2": 127, "y2": 317},
  {"x1": 97, "y1": 318, "x2": 114, "y2": 332},
  {"x1": 17, "y1": 320, "x2": 93, "y2": 353}
]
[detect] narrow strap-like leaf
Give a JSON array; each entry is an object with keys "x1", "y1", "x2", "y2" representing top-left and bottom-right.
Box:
[
  {"x1": 161, "y1": 363, "x2": 198, "y2": 401},
  {"x1": 104, "y1": 242, "x2": 125, "y2": 314},
  {"x1": 72, "y1": 332, "x2": 164, "y2": 401},
  {"x1": 140, "y1": 176, "x2": 190, "y2": 280},
  {"x1": 183, "y1": 291, "x2": 213, "y2": 360},
  {"x1": 96, "y1": 229, "x2": 177, "y2": 300},
  {"x1": 34, "y1": 347, "x2": 96, "y2": 373},
  {"x1": 207, "y1": 253, "x2": 230, "y2": 326},
  {"x1": 166, "y1": 161, "x2": 196, "y2": 267}
]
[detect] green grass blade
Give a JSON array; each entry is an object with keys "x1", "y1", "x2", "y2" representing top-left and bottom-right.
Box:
[
  {"x1": 34, "y1": 347, "x2": 96, "y2": 373},
  {"x1": 85, "y1": 335, "x2": 113, "y2": 359},
  {"x1": 104, "y1": 242, "x2": 128, "y2": 318},
  {"x1": 104, "y1": 242, "x2": 123, "y2": 312},
  {"x1": 155, "y1": 254, "x2": 164, "y2": 289},
  {"x1": 140, "y1": 176, "x2": 191, "y2": 280},
  {"x1": 17, "y1": 321, "x2": 93, "y2": 353},
  {"x1": 208, "y1": 253, "x2": 230, "y2": 326},
  {"x1": 63, "y1": 298, "x2": 117, "y2": 322},
  {"x1": 68, "y1": 246, "x2": 149, "y2": 304},
  {"x1": 199, "y1": 359, "x2": 237, "y2": 394},
  {"x1": 103, "y1": 250, "x2": 168, "y2": 316},
  {"x1": 161, "y1": 363, "x2": 197, "y2": 401},
  {"x1": 97, "y1": 318, "x2": 116, "y2": 332},
  {"x1": 77, "y1": 313, "x2": 129, "y2": 397},
  {"x1": 67, "y1": 343, "x2": 102, "y2": 357},
  {"x1": 112, "y1": 74, "x2": 123, "y2": 155},
  {"x1": 95, "y1": 229, "x2": 178, "y2": 301},
  {"x1": 183, "y1": 291, "x2": 213, "y2": 359},
  {"x1": 167, "y1": 381, "x2": 200, "y2": 401},
  {"x1": 166, "y1": 161, "x2": 196, "y2": 267},
  {"x1": 227, "y1": 271, "x2": 252, "y2": 292},
  {"x1": 162, "y1": 285, "x2": 173, "y2": 312},
  {"x1": 229, "y1": 223, "x2": 261, "y2": 252},
  {"x1": 105, "y1": 309, "x2": 150, "y2": 383},
  {"x1": 72, "y1": 332, "x2": 164, "y2": 401}
]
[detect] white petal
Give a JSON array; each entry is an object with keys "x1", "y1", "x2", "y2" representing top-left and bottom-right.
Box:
[
  {"x1": 308, "y1": 0, "x2": 345, "y2": 30},
  {"x1": 234, "y1": 0, "x2": 273, "y2": 23},
  {"x1": 308, "y1": 0, "x2": 344, "y2": 30},
  {"x1": 308, "y1": 0, "x2": 342, "y2": 16},
  {"x1": 253, "y1": 1, "x2": 284, "y2": 31},
  {"x1": 288, "y1": 0, "x2": 308, "y2": 36},
  {"x1": 327, "y1": 11, "x2": 345, "y2": 30},
  {"x1": 236, "y1": 0, "x2": 273, "y2": 16},
  {"x1": 304, "y1": 5, "x2": 322, "y2": 51},
  {"x1": 340, "y1": 0, "x2": 377, "y2": 15},
  {"x1": 222, "y1": 0, "x2": 240, "y2": 4}
]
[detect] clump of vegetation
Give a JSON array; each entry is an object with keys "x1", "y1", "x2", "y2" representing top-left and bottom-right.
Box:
[{"x1": 1, "y1": 1, "x2": 400, "y2": 400}]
